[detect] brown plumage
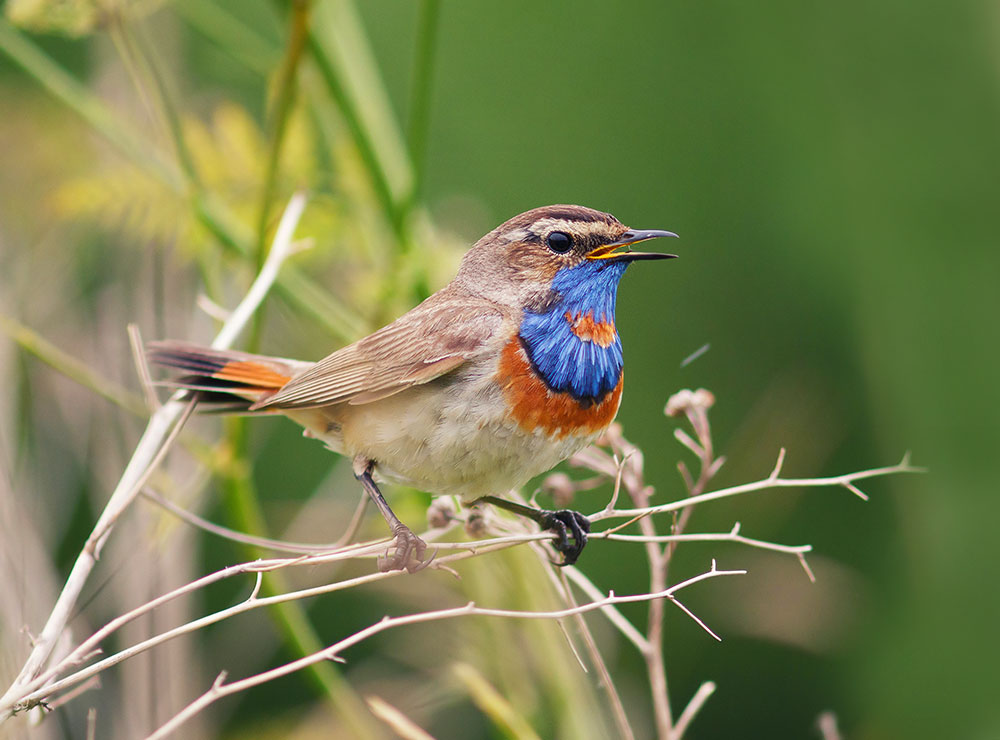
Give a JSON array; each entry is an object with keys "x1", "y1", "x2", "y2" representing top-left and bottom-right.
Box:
[
  {"x1": 257, "y1": 293, "x2": 507, "y2": 408},
  {"x1": 148, "y1": 204, "x2": 677, "y2": 572}
]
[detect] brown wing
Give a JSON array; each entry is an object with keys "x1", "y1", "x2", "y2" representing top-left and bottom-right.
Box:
[{"x1": 253, "y1": 293, "x2": 507, "y2": 410}]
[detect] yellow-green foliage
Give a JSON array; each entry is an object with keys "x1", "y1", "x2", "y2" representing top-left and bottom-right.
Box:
[{"x1": 5, "y1": 0, "x2": 99, "y2": 36}]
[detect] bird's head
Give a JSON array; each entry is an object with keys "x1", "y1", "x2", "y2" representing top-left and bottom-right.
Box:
[
  {"x1": 456, "y1": 205, "x2": 677, "y2": 403},
  {"x1": 454, "y1": 204, "x2": 677, "y2": 309}
]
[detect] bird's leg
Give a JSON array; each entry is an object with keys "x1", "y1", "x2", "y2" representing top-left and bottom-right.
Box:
[
  {"x1": 353, "y1": 456, "x2": 428, "y2": 573},
  {"x1": 474, "y1": 495, "x2": 591, "y2": 566}
]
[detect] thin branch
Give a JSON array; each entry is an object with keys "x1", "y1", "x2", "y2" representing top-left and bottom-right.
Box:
[
  {"x1": 14, "y1": 537, "x2": 551, "y2": 709},
  {"x1": 0, "y1": 397, "x2": 195, "y2": 718},
  {"x1": 212, "y1": 193, "x2": 307, "y2": 350},
  {"x1": 667, "y1": 594, "x2": 722, "y2": 642},
  {"x1": 602, "y1": 452, "x2": 628, "y2": 513},
  {"x1": 561, "y1": 567, "x2": 650, "y2": 653},
  {"x1": 366, "y1": 696, "x2": 436, "y2": 740},
  {"x1": 146, "y1": 482, "x2": 813, "y2": 567},
  {"x1": 625, "y1": 446, "x2": 673, "y2": 739},
  {"x1": 7, "y1": 422, "x2": 915, "y2": 721},
  {"x1": 0, "y1": 193, "x2": 309, "y2": 720},
  {"x1": 671, "y1": 681, "x2": 716, "y2": 740},
  {"x1": 146, "y1": 566, "x2": 744, "y2": 739},
  {"x1": 334, "y1": 493, "x2": 371, "y2": 547},
  {"x1": 797, "y1": 552, "x2": 817, "y2": 582},
  {"x1": 86, "y1": 707, "x2": 97, "y2": 740},
  {"x1": 676, "y1": 460, "x2": 695, "y2": 495},
  {"x1": 674, "y1": 428, "x2": 703, "y2": 458},
  {"x1": 94, "y1": 398, "x2": 198, "y2": 556},
  {"x1": 128, "y1": 323, "x2": 159, "y2": 412},
  {"x1": 43, "y1": 676, "x2": 100, "y2": 712},
  {"x1": 816, "y1": 711, "x2": 843, "y2": 740},
  {"x1": 15, "y1": 503, "x2": 823, "y2": 715},
  {"x1": 602, "y1": 528, "x2": 812, "y2": 556},
  {"x1": 6, "y1": 441, "x2": 911, "y2": 721},
  {"x1": 769, "y1": 447, "x2": 787, "y2": 479},
  {"x1": 140, "y1": 487, "x2": 335, "y2": 554},
  {"x1": 842, "y1": 481, "x2": 869, "y2": 501},
  {"x1": 557, "y1": 570, "x2": 635, "y2": 740},
  {"x1": 590, "y1": 453, "x2": 922, "y2": 523}
]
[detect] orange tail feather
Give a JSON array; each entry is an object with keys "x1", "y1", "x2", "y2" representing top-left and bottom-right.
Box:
[{"x1": 147, "y1": 341, "x2": 295, "y2": 409}]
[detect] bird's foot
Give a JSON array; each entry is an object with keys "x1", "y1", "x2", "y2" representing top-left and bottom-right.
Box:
[
  {"x1": 537, "y1": 509, "x2": 591, "y2": 566},
  {"x1": 378, "y1": 525, "x2": 431, "y2": 573}
]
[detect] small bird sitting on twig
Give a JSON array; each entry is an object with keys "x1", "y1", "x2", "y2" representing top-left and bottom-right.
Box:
[{"x1": 149, "y1": 204, "x2": 677, "y2": 572}]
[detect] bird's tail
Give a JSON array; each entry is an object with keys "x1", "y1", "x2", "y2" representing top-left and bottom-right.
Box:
[{"x1": 146, "y1": 341, "x2": 304, "y2": 412}]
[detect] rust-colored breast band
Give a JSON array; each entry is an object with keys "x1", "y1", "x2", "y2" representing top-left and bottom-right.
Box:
[{"x1": 495, "y1": 337, "x2": 622, "y2": 439}]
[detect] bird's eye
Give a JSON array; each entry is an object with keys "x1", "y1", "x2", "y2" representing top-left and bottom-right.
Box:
[{"x1": 546, "y1": 231, "x2": 573, "y2": 254}]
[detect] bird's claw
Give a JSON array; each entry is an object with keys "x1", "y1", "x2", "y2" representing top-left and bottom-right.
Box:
[
  {"x1": 537, "y1": 509, "x2": 591, "y2": 566},
  {"x1": 378, "y1": 527, "x2": 431, "y2": 573}
]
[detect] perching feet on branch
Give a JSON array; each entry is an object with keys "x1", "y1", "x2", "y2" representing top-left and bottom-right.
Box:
[
  {"x1": 536, "y1": 508, "x2": 591, "y2": 566},
  {"x1": 379, "y1": 525, "x2": 430, "y2": 573},
  {"x1": 475, "y1": 495, "x2": 591, "y2": 566}
]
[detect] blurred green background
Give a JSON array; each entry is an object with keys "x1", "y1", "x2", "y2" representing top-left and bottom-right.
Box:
[{"x1": 1, "y1": 0, "x2": 998, "y2": 738}]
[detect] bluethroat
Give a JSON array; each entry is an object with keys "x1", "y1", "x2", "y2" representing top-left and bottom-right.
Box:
[{"x1": 149, "y1": 205, "x2": 677, "y2": 571}]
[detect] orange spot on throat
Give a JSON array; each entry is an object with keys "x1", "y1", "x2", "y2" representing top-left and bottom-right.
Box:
[
  {"x1": 496, "y1": 338, "x2": 623, "y2": 439},
  {"x1": 565, "y1": 311, "x2": 616, "y2": 348}
]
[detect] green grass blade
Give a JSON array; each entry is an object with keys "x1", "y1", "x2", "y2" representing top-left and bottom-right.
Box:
[
  {"x1": 0, "y1": 314, "x2": 148, "y2": 418},
  {"x1": 308, "y1": 0, "x2": 414, "y2": 236},
  {"x1": 173, "y1": 0, "x2": 279, "y2": 74},
  {"x1": 0, "y1": 17, "x2": 181, "y2": 188},
  {"x1": 406, "y1": 0, "x2": 441, "y2": 208}
]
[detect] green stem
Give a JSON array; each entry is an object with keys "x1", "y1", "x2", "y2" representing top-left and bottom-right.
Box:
[
  {"x1": 307, "y1": 0, "x2": 415, "y2": 241},
  {"x1": 221, "y1": 7, "x2": 375, "y2": 732},
  {"x1": 405, "y1": 0, "x2": 441, "y2": 209},
  {"x1": 173, "y1": 0, "x2": 279, "y2": 75},
  {"x1": 256, "y1": 0, "x2": 311, "y2": 271},
  {"x1": 0, "y1": 17, "x2": 180, "y2": 189},
  {"x1": 307, "y1": 32, "x2": 401, "y2": 237},
  {"x1": 0, "y1": 19, "x2": 366, "y2": 343},
  {"x1": 0, "y1": 314, "x2": 147, "y2": 418},
  {"x1": 0, "y1": 314, "x2": 223, "y2": 473},
  {"x1": 107, "y1": 10, "x2": 201, "y2": 191},
  {"x1": 247, "y1": 0, "x2": 312, "y2": 356}
]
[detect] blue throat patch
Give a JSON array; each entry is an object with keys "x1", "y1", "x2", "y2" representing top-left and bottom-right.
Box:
[{"x1": 519, "y1": 259, "x2": 629, "y2": 403}]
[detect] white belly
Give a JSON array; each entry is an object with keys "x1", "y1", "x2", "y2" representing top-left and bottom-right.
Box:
[{"x1": 287, "y1": 362, "x2": 595, "y2": 501}]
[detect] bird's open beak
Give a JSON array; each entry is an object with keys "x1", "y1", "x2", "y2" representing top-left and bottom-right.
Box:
[{"x1": 586, "y1": 229, "x2": 679, "y2": 262}]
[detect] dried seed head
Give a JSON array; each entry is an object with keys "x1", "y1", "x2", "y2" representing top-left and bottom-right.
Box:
[
  {"x1": 427, "y1": 497, "x2": 457, "y2": 529},
  {"x1": 542, "y1": 472, "x2": 575, "y2": 508},
  {"x1": 665, "y1": 388, "x2": 715, "y2": 417},
  {"x1": 465, "y1": 508, "x2": 489, "y2": 538}
]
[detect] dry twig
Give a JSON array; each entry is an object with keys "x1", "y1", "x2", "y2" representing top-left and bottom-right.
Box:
[
  {"x1": 2, "y1": 360, "x2": 919, "y2": 738},
  {"x1": 145, "y1": 563, "x2": 744, "y2": 739},
  {"x1": 0, "y1": 193, "x2": 309, "y2": 722}
]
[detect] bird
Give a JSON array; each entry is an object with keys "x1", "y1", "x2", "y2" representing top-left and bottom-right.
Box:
[{"x1": 148, "y1": 204, "x2": 677, "y2": 572}]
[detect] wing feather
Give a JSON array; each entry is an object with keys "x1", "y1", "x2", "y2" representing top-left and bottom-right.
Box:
[{"x1": 254, "y1": 294, "x2": 507, "y2": 410}]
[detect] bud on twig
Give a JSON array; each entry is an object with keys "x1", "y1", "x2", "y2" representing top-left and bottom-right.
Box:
[
  {"x1": 427, "y1": 498, "x2": 457, "y2": 529},
  {"x1": 664, "y1": 388, "x2": 715, "y2": 418},
  {"x1": 542, "y1": 472, "x2": 576, "y2": 508}
]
